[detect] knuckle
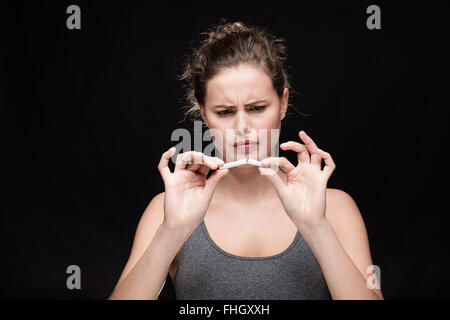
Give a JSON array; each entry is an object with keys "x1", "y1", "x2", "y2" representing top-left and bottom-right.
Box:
[
  {"x1": 176, "y1": 154, "x2": 183, "y2": 162},
  {"x1": 192, "y1": 151, "x2": 201, "y2": 158},
  {"x1": 180, "y1": 152, "x2": 189, "y2": 159}
]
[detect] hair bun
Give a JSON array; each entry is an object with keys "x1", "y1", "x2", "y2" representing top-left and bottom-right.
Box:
[{"x1": 207, "y1": 21, "x2": 248, "y2": 43}]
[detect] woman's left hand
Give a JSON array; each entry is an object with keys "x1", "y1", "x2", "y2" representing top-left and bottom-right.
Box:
[{"x1": 259, "y1": 131, "x2": 336, "y2": 229}]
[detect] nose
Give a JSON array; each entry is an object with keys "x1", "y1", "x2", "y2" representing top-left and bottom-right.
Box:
[{"x1": 234, "y1": 111, "x2": 251, "y2": 136}]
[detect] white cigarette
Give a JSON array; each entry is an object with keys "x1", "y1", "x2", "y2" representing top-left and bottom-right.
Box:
[
  {"x1": 219, "y1": 159, "x2": 247, "y2": 169},
  {"x1": 219, "y1": 158, "x2": 262, "y2": 169},
  {"x1": 247, "y1": 158, "x2": 262, "y2": 167}
]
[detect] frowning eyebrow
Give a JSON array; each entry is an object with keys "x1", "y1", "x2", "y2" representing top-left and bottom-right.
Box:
[{"x1": 213, "y1": 99, "x2": 268, "y2": 109}]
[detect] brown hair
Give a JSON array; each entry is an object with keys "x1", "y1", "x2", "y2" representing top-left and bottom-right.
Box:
[{"x1": 177, "y1": 20, "x2": 293, "y2": 123}]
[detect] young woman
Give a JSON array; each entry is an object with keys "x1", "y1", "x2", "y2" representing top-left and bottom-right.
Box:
[{"x1": 108, "y1": 21, "x2": 383, "y2": 300}]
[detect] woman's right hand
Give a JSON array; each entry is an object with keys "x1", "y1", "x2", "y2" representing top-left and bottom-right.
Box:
[{"x1": 157, "y1": 147, "x2": 229, "y2": 233}]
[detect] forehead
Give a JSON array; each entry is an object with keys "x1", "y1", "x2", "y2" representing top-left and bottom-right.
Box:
[{"x1": 205, "y1": 64, "x2": 275, "y2": 105}]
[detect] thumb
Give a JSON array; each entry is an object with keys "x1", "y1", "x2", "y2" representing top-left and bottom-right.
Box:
[
  {"x1": 204, "y1": 168, "x2": 229, "y2": 196},
  {"x1": 258, "y1": 167, "x2": 287, "y2": 196}
]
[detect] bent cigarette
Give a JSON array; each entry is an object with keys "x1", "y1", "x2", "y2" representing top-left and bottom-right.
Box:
[
  {"x1": 219, "y1": 159, "x2": 247, "y2": 169},
  {"x1": 219, "y1": 158, "x2": 262, "y2": 169},
  {"x1": 247, "y1": 158, "x2": 262, "y2": 167}
]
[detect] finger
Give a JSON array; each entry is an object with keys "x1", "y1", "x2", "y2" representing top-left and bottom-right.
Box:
[
  {"x1": 174, "y1": 152, "x2": 191, "y2": 172},
  {"x1": 280, "y1": 141, "x2": 310, "y2": 164},
  {"x1": 196, "y1": 156, "x2": 225, "y2": 176},
  {"x1": 185, "y1": 151, "x2": 204, "y2": 172},
  {"x1": 174, "y1": 151, "x2": 201, "y2": 172},
  {"x1": 186, "y1": 163, "x2": 201, "y2": 172},
  {"x1": 191, "y1": 151, "x2": 204, "y2": 165},
  {"x1": 261, "y1": 157, "x2": 295, "y2": 174},
  {"x1": 176, "y1": 151, "x2": 221, "y2": 172},
  {"x1": 201, "y1": 154, "x2": 222, "y2": 171},
  {"x1": 212, "y1": 157, "x2": 226, "y2": 167},
  {"x1": 258, "y1": 166, "x2": 288, "y2": 195},
  {"x1": 317, "y1": 148, "x2": 336, "y2": 178},
  {"x1": 158, "y1": 147, "x2": 176, "y2": 180},
  {"x1": 197, "y1": 165, "x2": 210, "y2": 176},
  {"x1": 299, "y1": 131, "x2": 322, "y2": 168},
  {"x1": 197, "y1": 156, "x2": 224, "y2": 176}
]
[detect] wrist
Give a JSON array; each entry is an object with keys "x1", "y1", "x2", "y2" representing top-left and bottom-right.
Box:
[
  {"x1": 160, "y1": 221, "x2": 194, "y2": 239},
  {"x1": 296, "y1": 216, "x2": 330, "y2": 236}
]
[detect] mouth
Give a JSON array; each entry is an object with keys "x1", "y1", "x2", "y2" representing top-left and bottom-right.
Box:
[{"x1": 234, "y1": 139, "x2": 258, "y2": 148}]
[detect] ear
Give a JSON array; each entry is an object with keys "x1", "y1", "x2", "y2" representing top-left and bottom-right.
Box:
[{"x1": 280, "y1": 88, "x2": 289, "y2": 120}]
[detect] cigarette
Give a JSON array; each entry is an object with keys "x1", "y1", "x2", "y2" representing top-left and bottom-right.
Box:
[
  {"x1": 247, "y1": 158, "x2": 262, "y2": 167},
  {"x1": 219, "y1": 159, "x2": 247, "y2": 169},
  {"x1": 219, "y1": 158, "x2": 262, "y2": 169}
]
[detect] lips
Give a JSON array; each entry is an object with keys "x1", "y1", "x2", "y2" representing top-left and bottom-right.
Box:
[{"x1": 234, "y1": 139, "x2": 258, "y2": 147}]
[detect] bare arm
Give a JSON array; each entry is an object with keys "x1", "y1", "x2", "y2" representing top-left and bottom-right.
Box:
[
  {"x1": 260, "y1": 132, "x2": 383, "y2": 300},
  {"x1": 108, "y1": 223, "x2": 190, "y2": 300},
  {"x1": 108, "y1": 148, "x2": 228, "y2": 300},
  {"x1": 299, "y1": 189, "x2": 384, "y2": 300},
  {"x1": 108, "y1": 192, "x2": 190, "y2": 300}
]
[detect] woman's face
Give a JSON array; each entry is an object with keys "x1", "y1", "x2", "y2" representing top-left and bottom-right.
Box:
[{"x1": 200, "y1": 63, "x2": 289, "y2": 164}]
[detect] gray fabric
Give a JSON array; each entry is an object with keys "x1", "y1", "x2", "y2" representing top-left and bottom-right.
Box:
[{"x1": 172, "y1": 220, "x2": 330, "y2": 300}]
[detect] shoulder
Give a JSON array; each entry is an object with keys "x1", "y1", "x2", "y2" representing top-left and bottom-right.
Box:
[
  {"x1": 141, "y1": 191, "x2": 165, "y2": 222},
  {"x1": 131, "y1": 192, "x2": 166, "y2": 243},
  {"x1": 134, "y1": 191, "x2": 166, "y2": 238},
  {"x1": 325, "y1": 188, "x2": 365, "y2": 232},
  {"x1": 326, "y1": 188, "x2": 360, "y2": 216},
  {"x1": 148, "y1": 191, "x2": 165, "y2": 209}
]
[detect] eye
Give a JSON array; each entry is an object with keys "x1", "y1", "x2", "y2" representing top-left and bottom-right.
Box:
[
  {"x1": 249, "y1": 106, "x2": 266, "y2": 111},
  {"x1": 217, "y1": 110, "x2": 233, "y2": 116}
]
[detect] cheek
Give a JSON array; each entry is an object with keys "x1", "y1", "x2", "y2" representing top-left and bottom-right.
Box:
[
  {"x1": 256, "y1": 109, "x2": 281, "y2": 129},
  {"x1": 258, "y1": 131, "x2": 278, "y2": 158},
  {"x1": 209, "y1": 128, "x2": 228, "y2": 156},
  {"x1": 258, "y1": 110, "x2": 282, "y2": 157}
]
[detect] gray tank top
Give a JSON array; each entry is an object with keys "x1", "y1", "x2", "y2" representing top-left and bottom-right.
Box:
[{"x1": 172, "y1": 220, "x2": 330, "y2": 300}]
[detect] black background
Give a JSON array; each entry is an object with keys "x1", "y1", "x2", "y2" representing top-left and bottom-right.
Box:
[{"x1": 3, "y1": 1, "x2": 449, "y2": 299}]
